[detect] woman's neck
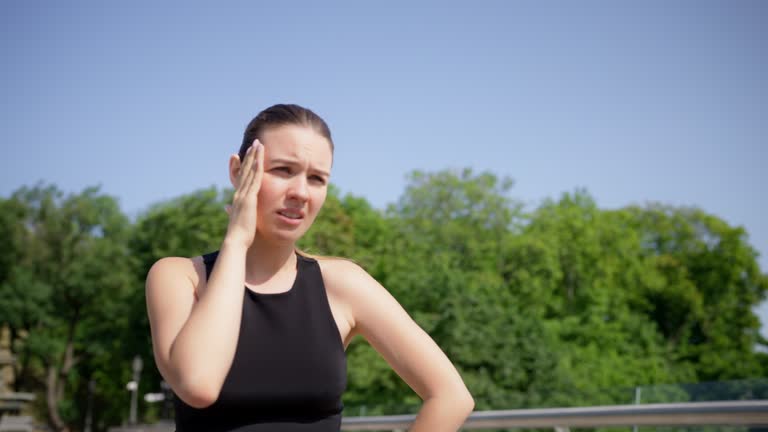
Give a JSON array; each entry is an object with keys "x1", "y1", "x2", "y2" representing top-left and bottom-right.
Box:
[{"x1": 244, "y1": 235, "x2": 297, "y2": 284}]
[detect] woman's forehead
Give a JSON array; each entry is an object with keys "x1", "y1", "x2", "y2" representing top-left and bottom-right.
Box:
[{"x1": 262, "y1": 125, "x2": 333, "y2": 167}]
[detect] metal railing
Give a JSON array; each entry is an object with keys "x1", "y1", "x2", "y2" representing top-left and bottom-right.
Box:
[
  {"x1": 0, "y1": 415, "x2": 34, "y2": 432},
  {"x1": 106, "y1": 399, "x2": 768, "y2": 432},
  {"x1": 340, "y1": 400, "x2": 768, "y2": 430}
]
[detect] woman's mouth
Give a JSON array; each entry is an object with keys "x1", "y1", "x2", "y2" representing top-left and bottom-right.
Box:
[
  {"x1": 277, "y1": 209, "x2": 304, "y2": 226},
  {"x1": 277, "y1": 209, "x2": 304, "y2": 221}
]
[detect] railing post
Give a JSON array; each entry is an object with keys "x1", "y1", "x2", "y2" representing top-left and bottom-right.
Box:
[
  {"x1": 633, "y1": 385, "x2": 642, "y2": 432},
  {"x1": 129, "y1": 355, "x2": 143, "y2": 425}
]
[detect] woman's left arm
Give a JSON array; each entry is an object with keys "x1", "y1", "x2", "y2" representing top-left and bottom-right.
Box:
[{"x1": 327, "y1": 260, "x2": 474, "y2": 431}]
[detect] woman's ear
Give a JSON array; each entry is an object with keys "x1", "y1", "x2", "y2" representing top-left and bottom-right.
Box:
[{"x1": 228, "y1": 154, "x2": 242, "y2": 188}]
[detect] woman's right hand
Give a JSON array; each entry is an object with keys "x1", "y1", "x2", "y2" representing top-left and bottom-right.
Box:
[{"x1": 225, "y1": 140, "x2": 264, "y2": 248}]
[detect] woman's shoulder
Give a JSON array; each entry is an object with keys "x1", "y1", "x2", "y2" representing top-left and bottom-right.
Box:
[
  {"x1": 145, "y1": 255, "x2": 207, "y2": 298},
  {"x1": 315, "y1": 257, "x2": 381, "y2": 300},
  {"x1": 314, "y1": 256, "x2": 363, "y2": 282},
  {"x1": 315, "y1": 256, "x2": 411, "y2": 340},
  {"x1": 314, "y1": 257, "x2": 370, "y2": 337}
]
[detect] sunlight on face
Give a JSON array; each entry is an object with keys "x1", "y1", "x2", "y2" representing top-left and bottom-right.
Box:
[
  {"x1": 255, "y1": 124, "x2": 334, "y2": 242},
  {"x1": 260, "y1": 125, "x2": 333, "y2": 184}
]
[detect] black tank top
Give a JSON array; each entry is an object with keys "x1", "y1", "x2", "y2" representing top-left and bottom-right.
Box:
[{"x1": 173, "y1": 251, "x2": 347, "y2": 431}]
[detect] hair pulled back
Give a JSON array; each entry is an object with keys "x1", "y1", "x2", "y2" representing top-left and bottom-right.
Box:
[{"x1": 238, "y1": 104, "x2": 334, "y2": 161}]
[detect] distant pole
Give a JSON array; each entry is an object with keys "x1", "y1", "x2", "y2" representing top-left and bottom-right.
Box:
[
  {"x1": 161, "y1": 380, "x2": 173, "y2": 420},
  {"x1": 84, "y1": 379, "x2": 95, "y2": 432},
  {"x1": 632, "y1": 386, "x2": 641, "y2": 432},
  {"x1": 129, "y1": 355, "x2": 143, "y2": 425}
]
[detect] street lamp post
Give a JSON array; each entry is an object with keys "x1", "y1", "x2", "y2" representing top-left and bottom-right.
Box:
[
  {"x1": 84, "y1": 379, "x2": 95, "y2": 432},
  {"x1": 161, "y1": 380, "x2": 173, "y2": 420},
  {"x1": 128, "y1": 355, "x2": 143, "y2": 425}
]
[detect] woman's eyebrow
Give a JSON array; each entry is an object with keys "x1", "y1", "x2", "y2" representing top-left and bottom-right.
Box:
[{"x1": 269, "y1": 157, "x2": 330, "y2": 177}]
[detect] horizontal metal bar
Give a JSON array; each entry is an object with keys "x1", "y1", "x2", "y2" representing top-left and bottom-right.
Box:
[
  {"x1": 340, "y1": 400, "x2": 768, "y2": 430},
  {"x1": 0, "y1": 392, "x2": 35, "y2": 402}
]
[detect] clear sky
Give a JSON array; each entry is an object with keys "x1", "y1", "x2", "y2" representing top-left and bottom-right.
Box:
[{"x1": 1, "y1": 1, "x2": 767, "y2": 337}]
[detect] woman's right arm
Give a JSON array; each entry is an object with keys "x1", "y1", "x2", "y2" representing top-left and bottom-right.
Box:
[
  {"x1": 145, "y1": 140, "x2": 263, "y2": 408},
  {"x1": 145, "y1": 242, "x2": 248, "y2": 408}
]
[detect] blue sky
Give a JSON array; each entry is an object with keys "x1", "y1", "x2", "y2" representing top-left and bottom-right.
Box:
[{"x1": 1, "y1": 1, "x2": 767, "y2": 336}]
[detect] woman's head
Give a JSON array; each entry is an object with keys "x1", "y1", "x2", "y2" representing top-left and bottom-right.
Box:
[
  {"x1": 230, "y1": 104, "x2": 334, "y2": 245},
  {"x1": 237, "y1": 104, "x2": 334, "y2": 162}
]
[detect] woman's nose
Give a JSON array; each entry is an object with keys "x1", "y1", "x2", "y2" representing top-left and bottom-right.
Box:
[{"x1": 287, "y1": 176, "x2": 309, "y2": 202}]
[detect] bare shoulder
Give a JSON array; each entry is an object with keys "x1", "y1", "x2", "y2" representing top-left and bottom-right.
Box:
[
  {"x1": 315, "y1": 257, "x2": 403, "y2": 333},
  {"x1": 315, "y1": 257, "x2": 376, "y2": 298},
  {"x1": 145, "y1": 255, "x2": 207, "y2": 300},
  {"x1": 145, "y1": 255, "x2": 208, "y2": 392}
]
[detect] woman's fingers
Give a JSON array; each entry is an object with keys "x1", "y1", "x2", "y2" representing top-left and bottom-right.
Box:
[
  {"x1": 225, "y1": 139, "x2": 262, "y2": 247},
  {"x1": 238, "y1": 140, "x2": 259, "y2": 187},
  {"x1": 244, "y1": 142, "x2": 264, "y2": 195},
  {"x1": 234, "y1": 140, "x2": 260, "y2": 203}
]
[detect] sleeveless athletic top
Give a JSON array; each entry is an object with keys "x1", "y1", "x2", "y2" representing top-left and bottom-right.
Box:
[{"x1": 173, "y1": 251, "x2": 347, "y2": 431}]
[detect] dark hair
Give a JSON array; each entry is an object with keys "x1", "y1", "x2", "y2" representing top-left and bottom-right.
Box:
[{"x1": 238, "y1": 104, "x2": 334, "y2": 161}]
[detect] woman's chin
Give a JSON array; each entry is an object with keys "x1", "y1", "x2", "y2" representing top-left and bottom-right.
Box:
[{"x1": 258, "y1": 225, "x2": 308, "y2": 245}]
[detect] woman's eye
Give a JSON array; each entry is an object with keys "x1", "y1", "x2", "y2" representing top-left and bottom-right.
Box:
[
  {"x1": 310, "y1": 176, "x2": 326, "y2": 184},
  {"x1": 273, "y1": 167, "x2": 292, "y2": 174}
]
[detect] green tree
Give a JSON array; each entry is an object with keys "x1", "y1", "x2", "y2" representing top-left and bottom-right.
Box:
[
  {"x1": 627, "y1": 205, "x2": 768, "y2": 380},
  {"x1": 519, "y1": 192, "x2": 687, "y2": 405},
  {"x1": 0, "y1": 184, "x2": 134, "y2": 431},
  {"x1": 3, "y1": 171, "x2": 766, "y2": 428},
  {"x1": 371, "y1": 169, "x2": 566, "y2": 411}
]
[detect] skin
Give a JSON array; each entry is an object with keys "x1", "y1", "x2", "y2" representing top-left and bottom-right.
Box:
[{"x1": 145, "y1": 124, "x2": 474, "y2": 430}]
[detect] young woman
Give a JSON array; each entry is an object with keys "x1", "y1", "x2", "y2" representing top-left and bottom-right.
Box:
[{"x1": 145, "y1": 104, "x2": 474, "y2": 431}]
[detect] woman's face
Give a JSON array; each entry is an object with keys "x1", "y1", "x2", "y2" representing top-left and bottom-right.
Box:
[{"x1": 237, "y1": 124, "x2": 333, "y2": 244}]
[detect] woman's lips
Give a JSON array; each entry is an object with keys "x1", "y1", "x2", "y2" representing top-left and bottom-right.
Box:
[{"x1": 276, "y1": 209, "x2": 304, "y2": 225}]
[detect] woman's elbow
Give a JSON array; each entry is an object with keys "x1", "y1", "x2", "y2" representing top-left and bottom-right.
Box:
[
  {"x1": 160, "y1": 353, "x2": 225, "y2": 408},
  {"x1": 430, "y1": 384, "x2": 474, "y2": 415},
  {"x1": 175, "y1": 377, "x2": 222, "y2": 409},
  {"x1": 161, "y1": 367, "x2": 223, "y2": 409},
  {"x1": 457, "y1": 388, "x2": 475, "y2": 415}
]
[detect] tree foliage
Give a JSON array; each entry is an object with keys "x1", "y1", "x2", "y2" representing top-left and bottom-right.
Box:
[
  {"x1": 0, "y1": 184, "x2": 135, "y2": 431},
  {"x1": 1, "y1": 171, "x2": 766, "y2": 430}
]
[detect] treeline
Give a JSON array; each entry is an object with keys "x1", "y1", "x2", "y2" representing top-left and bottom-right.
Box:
[{"x1": 1, "y1": 169, "x2": 766, "y2": 431}]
